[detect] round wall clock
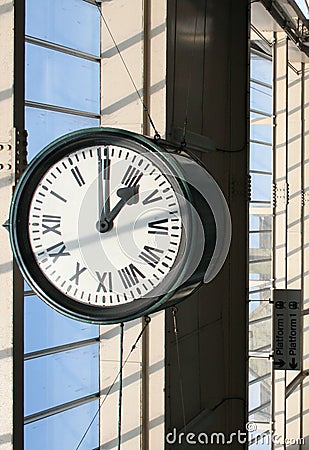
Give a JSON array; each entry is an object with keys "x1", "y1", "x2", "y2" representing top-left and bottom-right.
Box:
[{"x1": 10, "y1": 128, "x2": 231, "y2": 324}]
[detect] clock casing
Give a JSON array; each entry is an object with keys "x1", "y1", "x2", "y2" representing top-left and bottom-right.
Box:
[{"x1": 10, "y1": 128, "x2": 230, "y2": 323}]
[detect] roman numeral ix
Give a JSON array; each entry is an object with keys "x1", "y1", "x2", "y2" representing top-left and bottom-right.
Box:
[{"x1": 47, "y1": 241, "x2": 70, "y2": 263}]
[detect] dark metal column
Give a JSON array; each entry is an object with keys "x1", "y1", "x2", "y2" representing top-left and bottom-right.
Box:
[{"x1": 165, "y1": 0, "x2": 249, "y2": 446}]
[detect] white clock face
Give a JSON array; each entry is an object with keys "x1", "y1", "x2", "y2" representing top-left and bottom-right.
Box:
[{"x1": 28, "y1": 145, "x2": 183, "y2": 307}]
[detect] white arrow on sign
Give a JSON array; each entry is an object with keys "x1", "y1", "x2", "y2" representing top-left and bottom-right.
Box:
[{"x1": 273, "y1": 290, "x2": 301, "y2": 371}]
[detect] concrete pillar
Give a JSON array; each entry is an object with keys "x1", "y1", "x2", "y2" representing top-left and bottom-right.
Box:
[
  {"x1": 273, "y1": 34, "x2": 289, "y2": 449},
  {"x1": 99, "y1": 1, "x2": 166, "y2": 448},
  {"x1": 273, "y1": 35, "x2": 309, "y2": 450},
  {"x1": 285, "y1": 49, "x2": 302, "y2": 447},
  {"x1": 302, "y1": 60, "x2": 309, "y2": 448},
  {"x1": 0, "y1": 1, "x2": 15, "y2": 446},
  {"x1": 0, "y1": 0, "x2": 24, "y2": 448}
]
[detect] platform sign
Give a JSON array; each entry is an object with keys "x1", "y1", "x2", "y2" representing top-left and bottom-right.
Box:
[{"x1": 273, "y1": 289, "x2": 301, "y2": 371}]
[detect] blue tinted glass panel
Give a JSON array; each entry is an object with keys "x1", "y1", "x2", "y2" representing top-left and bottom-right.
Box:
[
  {"x1": 251, "y1": 173, "x2": 272, "y2": 202},
  {"x1": 295, "y1": 0, "x2": 309, "y2": 18},
  {"x1": 26, "y1": 0, "x2": 100, "y2": 56},
  {"x1": 25, "y1": 296, "x2": 99, "y2": 353},
  {"x1": 249, "y1": 233, "x2": 271, "y2": 262},
  {"x1": 24, "y1": 281, "x2": 32, "y2": 292},
  {"x1": 251, "y1": 53, "x2": 272, "y2": 85},
  {"x1": 249, "y1": 300, "x2": 264, "y2": 316},
  {"x1": 250, "y1": 82, "x2": 272, "y2": 114},
  {"x1": 25, "y1": 107, "x2": 99, "y2": 160},
  {"x1": 249, "y1": 289, "x2": 271, "y2": 301},
  {"x1": 25, "y1": 400, "x2": 99, "y2": 450},
  {"x1": 25, "y1": 344, "x2": 99, "y2": 415},
  {"x1": 26, "y1": 44, "x2": 100, "y2": 113},
  {"x1": 250, "y1": 272, "x2": 260, "y2": 281},
  {"x1": 250, "y1": 142, "x2": 272, "y2": 173},
  {"x1": 250, "y1": 112, "x2": 272, "y2": 144},
  {"x1": 249, "y1": 232, "x2": 271, "y2": 249},
  {"x1": 249, "y1": 213, "x2": 272, "y2": 232}
]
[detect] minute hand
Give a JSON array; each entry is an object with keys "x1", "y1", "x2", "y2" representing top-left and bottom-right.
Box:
[{"x1": 100, "y1": 186, "x2": 139, "y2": 224}]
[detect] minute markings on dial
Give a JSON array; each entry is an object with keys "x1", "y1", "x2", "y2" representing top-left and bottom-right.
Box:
[{"x1": 28, "y1": 144, "x2": 183, "y2": 308}]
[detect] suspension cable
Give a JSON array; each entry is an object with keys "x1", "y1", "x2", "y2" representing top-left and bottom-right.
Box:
[
  {"x1": 75, "y1": 317, "x2": 151, "y2": 450},
  {"x1": 95, "y1": 1, "x2": 160, "y2": 139},
  {"x1": 118, "y1": 323, "x2": 124, "y2": 450},
  {"x1": 172, "y1": 307, "x2": 187, "y2": 433}
]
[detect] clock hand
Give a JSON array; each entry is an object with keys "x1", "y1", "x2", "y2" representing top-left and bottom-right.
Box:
[
  {"x1": 97, "y1": 147, "x2": 111, "y2": 223},
  {"x1": 97, "y1": 148, "x2": 103, "y2": 222},
  {"x1": 108, "y1": 186, "x2": 139, "y2": 220},
  {"x1": 99, "y1": 186, "x2": 139, "y2": 233},
  {"x1": 103, "y1": 147, "x2": 111, "y2": 217}
]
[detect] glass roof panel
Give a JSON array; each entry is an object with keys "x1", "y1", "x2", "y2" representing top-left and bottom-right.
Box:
[
  {"x1": 25, "y1": 344, "x2": 99, "y2": 416},
  {"x1": 25, "y1": 296, "x2": 99, "y2": 354},
  {"x1": 25, "y1": 43, "x2": 100, "y2": 114},
  {"x1": 24, "y1": 400, "x2": 99, "y2": 450},
  {"x1": 25, "y1": 107, "x2": 99, "y2": 161},
  {"x1": 250, "y1": 142, "x2": 272, "y2": 173},
  {"x1": 294, "y1": 0, "x2": 309, "y2": 18},
  {"x1": 26, "y1": 0, "x2": 100, "y2": 56}
]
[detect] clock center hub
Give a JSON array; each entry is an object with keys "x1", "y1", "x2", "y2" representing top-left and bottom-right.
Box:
[{"x1": 96, "y1": 219, "x2": 112, "y2": 233}]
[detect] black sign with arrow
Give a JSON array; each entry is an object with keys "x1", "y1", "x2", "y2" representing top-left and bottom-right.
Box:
[
  {"x1": 274, "y1": 359, "x2": 285, "y2": 369},
  {"x1": 273, "y1": 290, "x2": 301, "y2": 371}
]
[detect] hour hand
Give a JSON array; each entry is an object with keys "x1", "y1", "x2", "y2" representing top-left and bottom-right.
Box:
[
  {"x1": 99, "y1": 186, "x2": 139, "y2": 232},
  {"x1": 106, "y1": 186, "x2": 139, "y2": 222},
  {"x1": 117, "y1": 186, "x2": 139, "y2": 206}
]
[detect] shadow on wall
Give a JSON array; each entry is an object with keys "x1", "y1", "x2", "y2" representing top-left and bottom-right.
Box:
[
  {"x1": 0, "y1": 433, "x2": 12, "y2": 445},
  {"x1": 286, "y1": 435, "x2": 309, "y2": 449},
  {"x1": 0, "y1": 2, "x2": 12, "y2": 15},
  {"x1": 0, "y1": 88, "x2": 12, "y2": 101},
  {"x1": 94, "y1": 415, "x2": 164, "y2": 449}
]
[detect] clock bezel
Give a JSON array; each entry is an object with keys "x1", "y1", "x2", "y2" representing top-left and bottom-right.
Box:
[{"x1": 10, "y1": 127, "x2": 195, "y2": 324}]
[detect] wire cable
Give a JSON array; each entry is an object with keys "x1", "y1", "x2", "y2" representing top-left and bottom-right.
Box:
[
  {"x1": 118, "y1": 323, "x2": 124, "y2": 450},
  {"x1": 75, "y1": 317, "x2": 151, "y2": 450},
  {"x1": 172, "y1": 307, "x2": 187, "y2": 433},
  {"x1": 95, "y1": 1, "x2": 160, "y2": 139}
]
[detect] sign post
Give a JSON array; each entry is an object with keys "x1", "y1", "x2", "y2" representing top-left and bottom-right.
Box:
[{"x1": 273, "y1": 289, "x2": 301, "y2": 371}]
